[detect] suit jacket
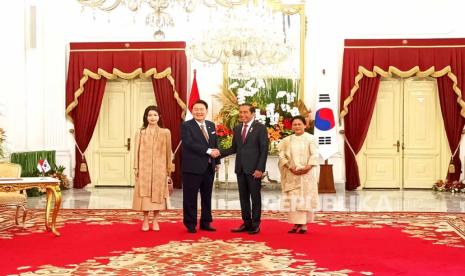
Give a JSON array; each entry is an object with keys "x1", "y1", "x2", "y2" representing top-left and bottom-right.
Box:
[
  {"x1": 221, "y1": 120, "x2": 268, "y2": 174},
  {"x1": 181, "y1": 119, "x2": 220, "y2": 174}
]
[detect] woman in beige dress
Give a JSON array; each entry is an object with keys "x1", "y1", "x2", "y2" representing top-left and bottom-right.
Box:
[
  {"x1": 133, "y1": 105, "x2": 173, "y2": 231},
  {"x1": 278, "y1": 115, "x2": 318, "y2": 234}
]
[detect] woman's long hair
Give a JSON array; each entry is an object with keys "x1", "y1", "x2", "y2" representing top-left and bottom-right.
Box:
[{"x1": 142, "y1": 105, "x2": 163, "y2": 128}]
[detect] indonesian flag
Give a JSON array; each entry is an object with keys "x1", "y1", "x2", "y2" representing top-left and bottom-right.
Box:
[
  {"x1": 185, "y1": 69, "x2": 200, "y2": 120},
  {"x1": 37, "y1": 159, "x2": 51, "y2": 173},
  {"x1": 314, "y1": 91, "x2": 338, "y2": 160}
]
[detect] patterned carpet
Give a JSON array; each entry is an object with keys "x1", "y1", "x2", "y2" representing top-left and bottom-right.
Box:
[{"x1": 1, "y1": 209, "x2": 465, "y2": 275}]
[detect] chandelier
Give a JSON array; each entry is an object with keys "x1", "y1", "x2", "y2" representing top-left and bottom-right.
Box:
[
  {"x1": 77, "y1": 1, "x2": 301, "y2": 37},
  {"x1": 77, "y1": 0, "x2": 298, "y2": 65},
  {"x1": 190, "y1": 5, "x2": 293, "y2": 66},
  {"x1": 77, "y1": 1, "x2": 261, "y2": 37}
]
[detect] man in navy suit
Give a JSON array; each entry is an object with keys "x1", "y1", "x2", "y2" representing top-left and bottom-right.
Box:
[
  {"x1": 181, "y1": 99, "x2": 220, "y2": 233},
  {"x1": 220, "y1": 103, "x2": 268, "y2": 234}
]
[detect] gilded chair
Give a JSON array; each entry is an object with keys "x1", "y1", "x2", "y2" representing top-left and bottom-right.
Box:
[{"x1": 0, "y1": 162, "x2": 27, "y2": 226}]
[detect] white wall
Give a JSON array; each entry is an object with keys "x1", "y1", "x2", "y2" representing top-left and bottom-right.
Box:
[
  {"x1": 2, "y1": 0, "x2": 465, "y2": 183},
  {"x1": 0, "y1": 1, "x2": 27, "y2": 155}
]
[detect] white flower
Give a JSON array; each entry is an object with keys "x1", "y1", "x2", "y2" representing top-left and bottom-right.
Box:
[
  {"x1": 245, "y1": 79, "x2": 255, "y2": 88},
  {"x1": 228, "y1": 82, "x2": 239, "y2": 89},
  {"x1": 255, "y1": 109, "x2": 266, "y2": 124},
  {"x1": 270, "y1": 112, "x2": 279, "y2": 126},
  {"x1": 281, "y1": 103, "x2": 291, "y2": 112},
  {"x1": 257, "y1": 114, "x2": 266, "y2": 124},
  {"x1": 237, "y1": 96, "x2": 246, "y2": 104},
  {"x1": 286, "y1": 92, "x2": 296, "y2": 104},
  {"x1": 237, "y1": 89, "x2": 246, "y2": 104},
  {"x1": 257, "y1": 79, "x2": 266, "y2": 89},
  {"x1": 266, "y1": 103, "x2": 276, "y2": 120},
  {"x1": 249, "y1": 87, "x2": 259, "y2": 97},
  {"x1": 290, "y1": 107, "x2": 300, "y2": 116},
  {"x1": 276, "y1": 91, "x2": 287, "y2": 98}
]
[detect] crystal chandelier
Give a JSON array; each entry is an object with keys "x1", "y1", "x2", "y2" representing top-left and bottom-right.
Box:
[
  {"x1": 77, "y1": 1, "x2": 301, "y2": 39},
  {"x1": 77, "y1": 1, "x2": 264, "y2": 38},
  {"x1": 78, "y1": 0, "x2": 178, "y2": 39},
  {"x1": 190, "y1": 5, "x2": 293, "y2": 66}
]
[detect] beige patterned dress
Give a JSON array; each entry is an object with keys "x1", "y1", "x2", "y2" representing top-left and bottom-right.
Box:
[
  {"x1": 278, "y1": 132, "x2": 319, "y2": 224},
  {"x1": 132, "y1": 127, "x2": 173, "y2": 211}
]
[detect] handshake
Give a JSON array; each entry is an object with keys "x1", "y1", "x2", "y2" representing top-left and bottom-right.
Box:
[{"x1": 210, "y1": 148, "x2": 221, "y2": 158}]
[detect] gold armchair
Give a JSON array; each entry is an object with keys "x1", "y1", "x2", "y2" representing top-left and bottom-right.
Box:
[{"x1": 0, "y1": 162, "x2": 27, "y2": 226}]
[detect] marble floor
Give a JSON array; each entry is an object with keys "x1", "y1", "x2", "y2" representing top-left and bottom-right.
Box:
[{"x1": 26, "y1": 182, "x2": 465, "y2": 212}]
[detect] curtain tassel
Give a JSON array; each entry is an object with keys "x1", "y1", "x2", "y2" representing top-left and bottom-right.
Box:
[
  {"x1": 448, "y1": 159, "x2": 455, "y2": 174},
  {"x1": 80, "y1": 156, "x2": 88, "y2": 172}
]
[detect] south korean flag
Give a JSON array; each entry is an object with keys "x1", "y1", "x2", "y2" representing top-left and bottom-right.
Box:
[
  {"x1": 314, "y1": 92, "x2": 338, "y2": 160},
  {"x1": 37, "y1": 159, "x2": 51, "y2": 173}
]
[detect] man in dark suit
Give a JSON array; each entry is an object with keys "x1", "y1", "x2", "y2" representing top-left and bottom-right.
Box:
[
  {"x1": 220, "y1": 103, "x2": 268, "y2": 234},
  {"x1": 181, "y1": 99, "x2": 220, "y2": 233}
]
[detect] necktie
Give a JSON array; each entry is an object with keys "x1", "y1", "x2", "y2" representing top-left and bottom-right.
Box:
[
  {"x1": 200, "y1": 124, "x2": 209, "y2": 142},
  {"x1": 241, "y1": 124, "x2": 248, "y2": 143}
]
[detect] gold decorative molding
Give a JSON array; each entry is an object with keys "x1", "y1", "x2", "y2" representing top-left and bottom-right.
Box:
[
  {"x1": 340, "y1": 65, "x2": 465, "y2": 123},
  {"x1": 65, "y1": 67, "x2": 187, "y2": 123},
  {"x1": 0, "y1": 183, "x2": 59, "y2": 192}
]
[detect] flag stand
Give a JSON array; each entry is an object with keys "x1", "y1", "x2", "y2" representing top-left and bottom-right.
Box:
[{"x1": 318, "y1": 159, "x2": 335, "y2": 193}]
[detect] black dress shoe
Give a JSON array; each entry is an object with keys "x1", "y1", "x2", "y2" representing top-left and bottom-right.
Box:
[
  {"x1": 231, "y1": 224, "x2": 250, "y2": 233},
  {"x1": 200, "y1": 225, "x2": 216, "y2": 231},
  {"x1": 288, "y1": 225, "x2": 301, "y2": 234},
  {"x1": 248, "y1": 227, "x2": 260, "y2": 235},
  {"x1": 187, "y1": 228, "x2": 197, "y2": 233}
]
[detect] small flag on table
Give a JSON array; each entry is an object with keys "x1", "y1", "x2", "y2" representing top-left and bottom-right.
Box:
[{"x1": 37, "y1": 159, "x2": 51, "y2": 174}]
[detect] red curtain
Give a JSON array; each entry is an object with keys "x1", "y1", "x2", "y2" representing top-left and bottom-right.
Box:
[
  {"x1": 152, "y1": 77, "x2": 185, "y2": 189},
  {"x1": 71, "y1": 78, "x2": 107, "y2": 188},
  {"x1": 343, "y1": 77, "x2": 381, "y2": 190},
  {"x1": 437, "y1": 76, "x2": 465, "y2": 181},
  {"x1": 341, "y1": 39, "x2": 465, "y2": 190},
  {"x1": 66, "y1": 42, "x2": 187, "y2": 188}
]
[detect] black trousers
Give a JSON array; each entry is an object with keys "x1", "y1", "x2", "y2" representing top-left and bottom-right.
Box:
[
  {"x1": 182, "y1": 167, "x2": 214, "y2": 229},
  {"x1": 236, "y1": 172, "x2": 262, "y2": 228}
]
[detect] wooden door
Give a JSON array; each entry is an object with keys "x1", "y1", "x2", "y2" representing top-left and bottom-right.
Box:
[
  {"x1": 359, "y1": 77, "x2": 450, "y2": 189},
  {"x1": 86, "y1": 79, "x2": 155, "y2": 187}
]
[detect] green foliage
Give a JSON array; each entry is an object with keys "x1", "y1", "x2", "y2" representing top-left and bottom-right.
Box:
[
  {"x1": 218, "y1": 105, "x2": 240, "y2": 131},
  {"x1": 219, "y1": 135, "x2": 233, "y2": 150},
  {"x1": 10, "y1": 151, "x2": 56, "y2": 176}
]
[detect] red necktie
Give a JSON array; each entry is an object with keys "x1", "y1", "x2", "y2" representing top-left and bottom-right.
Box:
[{"x1": 241, "y1": 124, "x2": 248, "y2": 143}]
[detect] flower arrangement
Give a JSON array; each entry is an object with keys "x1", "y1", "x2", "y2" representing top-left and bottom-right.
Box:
[
  {"x1": 0, "y1": 128, "x2": 6, "y2": 158},
  {"x1": 216, "y1": 124, "x2": 233, "y2": 150},
  {"x1": 433, "y1": 179, "x2": 465, "y2": 193},
  {"x1": 214, "y1": 78, "x2": 312, "y2": 154}
]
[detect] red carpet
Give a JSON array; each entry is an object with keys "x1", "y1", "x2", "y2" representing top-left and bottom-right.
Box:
[{"x1": 1, "y1": 210, "x2": 465, "y2": 275}]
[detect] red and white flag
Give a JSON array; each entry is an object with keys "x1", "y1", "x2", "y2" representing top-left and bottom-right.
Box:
[
  {"x1": 185, "y1": 69, "x2": 200, "y2": 120},
  {"x1": 37, "y1": 159, "x2": 51, "y2": 173}
]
